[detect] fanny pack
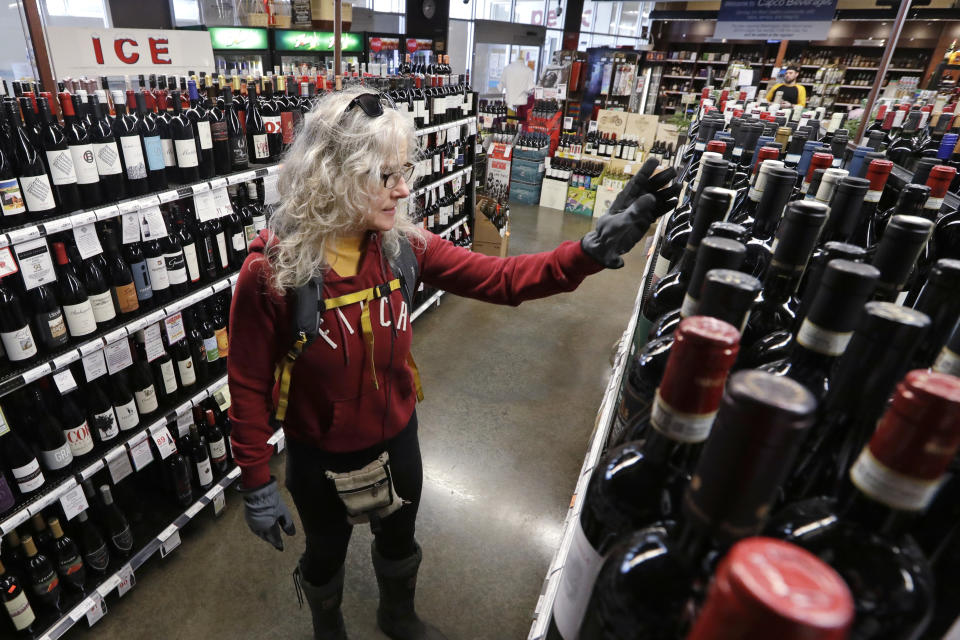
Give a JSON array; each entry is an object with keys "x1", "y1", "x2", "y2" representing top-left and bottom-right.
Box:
[{"x1": 325, "y1": 453, "x2": 407, "y2": 525}]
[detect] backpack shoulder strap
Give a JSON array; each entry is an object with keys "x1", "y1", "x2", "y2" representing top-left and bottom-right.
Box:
[
  {"x1": 387, "y1": 235, "x2": 419, "y2": 310},
  {"x1": 274, "y1": 274, "x2": 323, "y2": 423}
]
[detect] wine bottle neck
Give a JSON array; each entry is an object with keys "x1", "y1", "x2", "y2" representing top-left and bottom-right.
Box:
[{"x1": 840, "y1": 486, "x2": 917, "y2": 537}]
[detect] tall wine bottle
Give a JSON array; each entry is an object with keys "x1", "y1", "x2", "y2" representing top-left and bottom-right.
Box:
[
  {"x1": 36, "y1": 96, "x2": 82, "y2": 213},
  {"x1": 86, "y1": 94, "x2": 126, "y2": 201},
  {"x1": 169, "y1": 90, "x2": 200, "y2": 184},
  {"x1": 110, "y1": 90, "x2": 149, "y2": 196},
  {"x1": 246, "y1": 82, "x2": 270, "y2": 164},
  {"x1": 0, "y1": 275, "x2": 39, "y2": 364},
  {"x1": 59, "y1": 92, "x2": 103, "y2": 207},
  {"x1": 0, "y1": 407, "x2": 45, "y2": 494},
  {"x1": 20, "y1": 535, "x2": 59, "y2": 613},
  {"x1": 99, "y1": 485, "x2": 133, "y2": 558},
  {"x1": 47, "y1": 517, "x2": 85, "y2": 594},
  {"x1": 27, "y1": 282, "x2": 68, "y2": 353},
  {"x1": 4, "y1": 101, "x2": 57, "y2": 219},
  {"x1": 0, "y1": 557, "x2": 36, "y2": 635},
  {"x1": 133, "y1": 91, "x2": 168, "y2": 191}
]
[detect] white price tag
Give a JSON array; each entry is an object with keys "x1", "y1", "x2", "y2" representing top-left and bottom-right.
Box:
[
  {"x1": 164, "y1": 312, "x2": 186, "y2": 344},
  {"x1": 212, "y1": 187, "x2": 233, "y2": 218},
  {"x1": 143, "y1": 323, "x2": 165, "y2": 363},
  {"x1": 15, "y1": 239, "x2": 57, "y2": 290},
  {"x1": 534, "y1": 86, "x2": 544, "y2": 99},
  {"x1": 59, "y1": 483, "x2": 90, "y2": 521},
  {"x1": 22, "y1": 364, "x2": 51, "y2": 384},
  {"x1": 82, "y1": 349, "x2": 109, "y2": 382},
  {"x1": 105, "y1": 339, "x2": 134, "y2": 374},
  {"x1": 52, "y1": 369, "x2": 78, "y2": 394},
  {"x1": 128, "y1": 433, "x2": 154, "y2": 470},
  {"x1": 150, "y1": 424, "x2": 177, "y2": 459},
  {"x1": 193, "y1": 190, "x2": 218, "y2": 222},
  {"x1": 0, "y1": 247, "x2": 18, "y2": 279},
  {"x1": 7, "y1": 226, "x2": 41, "y2": 246},
  {"x1": 117, "y1": 564, "x2": 135, "y2": 597},
  {"x1": 121, "y1": 212, "x2": 140, "y2": 244},
  {"x1": 557, "y1": 84, "x2": 566, "y2": 100},
  {"x1": 96, "y1": 575, "x2": 120, "y2": 598},
  {"x1": 72, "y1": 223, "x2": 104, "y2": 259},
  {"x1": 95, "y1": 205, "x2": 119, "y2": 221},
  {"x1": 176, "y1": 411, "x2": 193, "y2": 437},
  {"x1": 85, "y1": 594, "x2": 107, "y2": 626},
  {"x1": 52, "y1": 350, "x2": 82, "y2": 370},
  {"x1": 107, "y1": 447, "x2": 135, "y2": 484},
  {"x1": 159, "y1": 526, "x2": 181, "y2": 557},
  {"x1": 212, "y1": 385, "x2": 230, "y2": 411},
  {"x1": 263, "y1": 174, "x2": 280, "y2": 205},
  {"x1": 212, "y1": 485, "x2": 226, "y2": 516},
  {"x1": 158, "y1": 190, "x2": 179, "y2": 204},
  {"x1": 185, "y1": 501, "x2": 204, "y2": 518},
  {"x1": 139, "y1": 205, "x2": 168, "y2": 240}
]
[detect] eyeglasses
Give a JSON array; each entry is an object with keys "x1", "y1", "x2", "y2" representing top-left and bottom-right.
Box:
[
  {"x1": 382, "y1": 163, "x2": 415, "y2": 189},
  {"x1": 344, "y1": 92, "x2": 395, "y2": 118}
]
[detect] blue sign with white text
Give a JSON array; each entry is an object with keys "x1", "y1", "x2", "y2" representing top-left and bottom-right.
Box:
[{"x1": 714, "y1": 0, "x2": 838, "y2": 41}]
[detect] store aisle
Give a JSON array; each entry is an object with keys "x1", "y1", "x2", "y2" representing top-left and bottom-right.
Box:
[{"x1": 89, "y1": 204, "x2": 650, "y2": 640}]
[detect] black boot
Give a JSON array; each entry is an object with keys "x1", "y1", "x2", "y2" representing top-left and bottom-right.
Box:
[
  {"x1": 371, "y1": 542, "x2": 447, "y2": 640},
  {"x1": 293, "y1": 563, "x2": 348, "y2": 640}
]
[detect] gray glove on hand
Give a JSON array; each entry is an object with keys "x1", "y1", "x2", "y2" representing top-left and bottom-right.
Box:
[
  {"x1": 581, "y1": 193, "x2": 659, "y2": 269},
  {"x1": 608, "y1": 157, "x2": 681, "y2": 219},
  {"x1": 241, "y1": 478, "x2": 296, "y2": 551}
]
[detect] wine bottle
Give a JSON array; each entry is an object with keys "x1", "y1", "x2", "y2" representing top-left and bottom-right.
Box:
[
  {"x1": 36, "y1": 96, "x2": 82, "y2": 213},
  {"x1": 0, "y1": 276, "x2": 39, "y2": 364},
  {"x1": 0, "y1": 557, "x2": 36, "y2": 635},
  {"x1": 123, "y1": 240, "x2": 154, "y2": 310},
  {"x1": 245, "y1": 82, "x2": 270, "y2": 164},
  {"x1": 259, "y1": 79, "x2": 282, "y2": 160},
  {"x1": 73, "y1": 244, "x2": 117, "y2": 330},
  {"x1": 110, "y1": 90, "x2": 149, "y2": 196},
  {"x1": 852, "y1": 159, "x2": 894, "y2": 249},
  {"x1": 59, "y1": 92, "x2": 103, "y2": 208},
  {"x1": 578, "y1": 371, "x2": 816, "y2": 638},
  {"x1": 0, "y1": 130, "x2": 28, "y2": 229},
  {"x1": 205, "y1": 408, "x2": 228, "y2": 476},
  {"x1": 911, "y1": 259, "x2": 960, "y2": 368},
  {"x1": 170, "y1": 333, "x2": 196, "y2": 391},
  {"x1": 169, "y1": 90, "x2": 200, "y2": 184},
  {"x1": 72, "y1": 510, "x2": 109, "y2": 580},
  {"x1": 166, "y1": 436, "x2": 193, "y2": 507},
  {"x1": 209, "y1": 298, "x2": 229, "y2": 360},
  {"x1": 29, "y1": 513, "x2": 53, "y2": 557},
  {"x1": 740, "y1": 165, "x2": 798, "y2": 277},
  {"x1": 22, "y1": 388, "x2": 73, "y2": 474},
  {"x1": 99, "y1": 485, "x2": 133, "y2": 558},
  {"x1": 206, "y1": 84, "x2": 231, "y2": 175},
  {"x1": 100, "y1": 227, "x2": 139, "y2": 317},
  {"x1": 0, "y1": 407, "x2": 45, "y2": 494},
  {"x1": 223, "y1": 87, "x2": 248, "y2": 171},
  {"x1": 109, "y1": 371, "x2": 141, "y2": 432},
  {"x1": 170, "y1": 205, "x2": 203, "y2": 285},
  {"x1": 818, "y1": 176, "x2": 869, "y2": 246},
  {"x1": 47, "y1": 517, "x2": 85, "y2": 594},
  {"x1": 58, "y1": 390, "x2": 95, "y2": 460},
  {"x1": 19, "y1": 534, "x2": 59, "y2": 613},
  {"x1": 870, "y1": 215, "x2": 934, "y2": 302},
  {"x1": 159, "y1": 209, "x2": 188, "y2": 298},
  {"x1": 133, "y1": 91, "x2": 167, "y2": 192},
  {"x1": 26, "y1": 282, "x2": 68, "y2": 353},
  {"x1": 142, "y1": 234, "x2": 172, "y2": 306},
  {"x1": 184, "y1": 309, "x2": 210, "y2": 384},
  {"x1": 86, "y1": 94, "x2": 126, "y2": 201},
  {"x1": 4, "y1": 101, "x2": 56, "y2": 219},
  {"x1": 86, "y1": 378, "x2": 120, "y2": 444},
  {"x1": 186, "y1": 80, "x2": 216, "y2": 179},
  {"x1": 1, "y1": 531, "x2": 24, "y2": 577},
  {"x1": 189, "y1": 423, "x2": 213, "y2": 489}
]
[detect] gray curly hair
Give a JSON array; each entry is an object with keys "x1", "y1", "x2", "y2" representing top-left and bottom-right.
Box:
[{"x1": 265, "y1": 86, "x2": 425, "y2": 294}]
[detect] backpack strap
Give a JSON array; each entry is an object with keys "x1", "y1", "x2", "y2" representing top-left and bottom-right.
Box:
[
  {"x1": 388, "y1": 237, "x2": 424, "y2": 402},
  {"x1": 273, "y1": 276, "x2": 323, "y2": 423}
]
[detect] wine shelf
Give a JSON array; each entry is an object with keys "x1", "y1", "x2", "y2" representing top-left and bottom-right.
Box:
[
  {"x1": 0, "y1": 163, "x2": 281, "y2": 250},
  {"x1": 410, "y1": 165, "x2": 473, "y2": 199},
  {"x1": 36, "y1": 462, "x2": 242, "y2": 640},
  {"x1": 437, "y1": 214, "x2": 469, "y2": 240},
  {"x1": 414, "y1": 116, "x2": 477, "y2": 138},
  {"x1": 0, "y1": 270, "x2": 241, "y2": 401},
  {"x1": 0, "y1": 373, "x2": 230, "y2": 537},
  {"x1": 410, "y1": 289, "x2": 446, "y2": 323}
]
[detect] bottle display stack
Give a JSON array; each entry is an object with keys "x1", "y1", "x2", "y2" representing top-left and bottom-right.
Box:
[
  {"x1": 0, "y1": 69, "x2": 478, "y2": 638},
  {"x1": 531, "y1": 99, "x2": 960, "y2": 640}
]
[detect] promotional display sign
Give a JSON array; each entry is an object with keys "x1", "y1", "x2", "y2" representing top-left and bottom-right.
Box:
[
  {"x1": 275, "y1": 30, "x2": 363, "y2": 52},
  {"x1": 48, "y1": 26, "x2": 216, "y2": 78},
  {"x1": 369, "y1": 37, "x2": 400, "y2": 53},
  {"x1": 406, "y1": 38, "x2": 433, "y2": 53},
  {"x1": 208, "y1": 27, "x2": 270, "y2": 50},
  {"x1": 713, "y1": 0, "x2": 838, "y2": 40}
]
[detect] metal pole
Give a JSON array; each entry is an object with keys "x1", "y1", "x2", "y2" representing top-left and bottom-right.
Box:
[
  {"x1": 334, "y1": 0, "x2": 343, "y2": 81},
  {"x1": 855, "y1": 0, "x2": 912, "y2": 142}
]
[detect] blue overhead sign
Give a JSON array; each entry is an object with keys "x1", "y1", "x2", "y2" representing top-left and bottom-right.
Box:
[{"x1": 713, "y1": 0, "x2": 838, "y2": 41}]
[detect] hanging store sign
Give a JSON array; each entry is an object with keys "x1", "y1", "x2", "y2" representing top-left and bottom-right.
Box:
[
  {"x1": 406, "y1": 38, "x2": 433, "y2": 53},
  {"x1": 47, "y1": 26, "x2": 216, "y2": 78},
  {"x1": 208, "y1": 27, "x2": 270, "y2": 50},
  {"x1": 370, "y1": 37, "x2": 400, "y2": 53},
  {"x1": 713, "y1": 0, "x2": 838, "y2": 41},
  {"x1": 275, "y1": 30, "x2": 364, "y2": 52}
]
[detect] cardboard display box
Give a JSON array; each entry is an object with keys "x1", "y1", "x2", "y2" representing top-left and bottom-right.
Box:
[
  {"x1": 594, "y1": 184, "x2": 619, "y2": 218},
  {"x1": 565, "y1": 185, "x2": 598, "y2": 217},
  {"x1": 474, "y1": 213, "x2": 510, "y2": 257},
  {"x1": 539, "y1": 177, "x2": 568, "y2": 210}
]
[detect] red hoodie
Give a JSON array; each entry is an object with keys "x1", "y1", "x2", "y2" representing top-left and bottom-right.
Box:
[{"x1": 228, "y1": 231, "x2": 604, "y2": 488}]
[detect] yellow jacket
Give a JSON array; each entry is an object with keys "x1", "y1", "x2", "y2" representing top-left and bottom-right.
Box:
[{"x1": 766, "y1": 82, "x2": 807, "y2": 106}]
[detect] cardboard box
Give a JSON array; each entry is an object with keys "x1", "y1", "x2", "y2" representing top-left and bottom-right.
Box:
[
  {"x1": 594, "y1": 184, "x2": 619, "y2": 218},
  {"x1": 539, "y1": 177, "x2": 568, "y2": 210},
  {"x1": 510, "y1": 179, "x2": 542, "y2": 205},
  {"x1": 511, "y1": 157, "x2": 545, "y2": 183},
  {"x1": 565, "y1": 185, "x2": 597, "y2": 217},
  {"x1": 596, "y1": 109, "x2": 628, "y2": 137},
  {"x1": 473, "y1": 214, "x2": 509, "y2": 257}
]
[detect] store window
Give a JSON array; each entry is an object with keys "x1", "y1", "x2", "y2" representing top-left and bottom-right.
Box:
[
  {"x1": 581, "y1": 0, "x2": 615, "y2": 35},
  {"x1": 617, "y1": 2, "x2": 640, "y2": 37},
  {"x1": 449, "y1": 0, "x2": 474, "y2": 20},
  {"x1": 0, "y1": 2, "x2": 35, "y2": 86},
  {"x1": 513, "y1": 0, "x2": 546, "y2": 25},
  {"x1": 44, "y1": 0, "x2": 106, "y2": 18},
  {"x1": 475, "y1": 0, "x2": 512, "y2": 22}
]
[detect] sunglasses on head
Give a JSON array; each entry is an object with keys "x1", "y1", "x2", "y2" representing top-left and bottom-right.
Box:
[{"x1": 345, "y1": 92, "x2": 394, "y2": 118}]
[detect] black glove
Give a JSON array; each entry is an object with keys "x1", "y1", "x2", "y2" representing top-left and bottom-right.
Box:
[
  {"x1": 240, "y1": 478, "x2": 297, "y2": 551},
  {"x1": 581, "y1": 193, "x2": 658, "y2": 269},
  {"x1": 608, "y1": 157, "x2": 681, "y2": 218}
]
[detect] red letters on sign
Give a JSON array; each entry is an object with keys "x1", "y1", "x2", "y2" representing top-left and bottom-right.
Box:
[
  {"x1": 91, "y1": 37, "x2": 104, "y2": 64},
  {"x1": 115, "y1": 38, "x2": 140, "y2": 64},
  {"x1": 149, "y1": 38, "x2": 172, "y2": 64}
]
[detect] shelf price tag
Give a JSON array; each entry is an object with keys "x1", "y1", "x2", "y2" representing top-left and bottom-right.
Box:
[
  {"x1": 142, "y1": 323, "x2": 165, "y2": 363},
  {"x1": 150, "y1": 423, "x2": 177, "y2": 460},
  {"x1": 128, "y1": 432, "x2": 154, "y2": 471},
  {"x1": 85, "y1": 594, "x2": 107, "y2": 626},
  {"x1": 138, "y1": 205, "x2": 168, "y2": 240},
  {"x1": 212, "y1": 186, "x2": 233, "y2": 218},
  {"x1": 105, "y1": 338, "x2": 134, "y2": 374},
  {"x1": 121, "y1": 212, "x2": 140, "y2": 244},
  {"x1": 81, "y1": 349, "x2": 109, "y2": 382},
  {"x1": 52, "y1": 369, "x2": 78, "y2": 394},
  {"x1": 59, "y1": 483, "x2": 89, "y2": 521},
  {"x1": 176, "y1": 411, "x2": 193, "y2": 437},
  {"x1": 211, "y1": 485, "x2": 226, "y2": 516},
  {"x1": 107, "y1": 446, "x2": 135, "y2": 484},
  {"x1": 15, "y1": 238, "x2": 57, "y2": 290},
  {"x1": 164, "y1": 312, "x2": 186, "y2": 344},
  {"x1": 73, "y1": 223, "x2": 104, "y2": 260},
  {"x1": 117, "y1": 563, "x2": 135, "y2": 597},
  {"x1": 193, "y1": 189, "x2": 218, "y2": 222},
  {"x1": 263, "y1": 174, "x2": 280, "y2": 205},
  {"x1": 159, "y1": 525, "x2": 181, "y2": 557}
]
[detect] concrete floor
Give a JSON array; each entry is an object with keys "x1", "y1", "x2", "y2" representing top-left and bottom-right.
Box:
[{"x1": 87, "y1": 203, "x2": 649, "y2": 640}]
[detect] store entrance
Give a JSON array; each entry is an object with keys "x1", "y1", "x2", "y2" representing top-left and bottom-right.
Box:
[{"x1": 472, "y1": 20, "x2": 546, "y2": 100}]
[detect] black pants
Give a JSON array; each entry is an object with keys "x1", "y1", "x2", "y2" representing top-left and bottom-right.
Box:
[{"x1": 286, "y1": 413, "x2": 422, "y2": 586}]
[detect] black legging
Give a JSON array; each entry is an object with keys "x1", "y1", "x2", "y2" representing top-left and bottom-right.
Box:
[{"x1": 285, "y1": 412, "x2": 422, "y2": 586}]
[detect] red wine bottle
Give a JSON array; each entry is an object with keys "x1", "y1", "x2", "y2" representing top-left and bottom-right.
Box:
[
  {"x1": 740, "y1": 165, "x2": 798, "y2": 277},
  {"x1": 186, "y1": 80, "x2": 216, "y2": 179},
  {"x1": 206, "y1": 84, "x2": 231, "y2": 175},
  {"x1": 85, "y1": 94, "x2": 126, "y2": 201},
  {"x1": 0, "y1": 406, "x2": 45, "y2": 495},
  {"x1": 0, "y1": 275, "x2": 39, "y2": 365},
  {"x1": 912, "y1": 259, "x2": 960, "y2": 368},
  {"x1": 171, "y1": 204, "x2": 203, "y2": 284},
  {"x1": 152, "y1": 93, "x2": 180, "y2": 184},
  {"x1": 122, "y1": 239, "x2": 154, "y2": 310},
  {"x1": 852, "y1": 158, "x2": 894, "y2": 249},
  {"x1": 19, "y1": 535, "x2": 59, "y2": 613},
  {"x1": 72, "y1": 510, "x2": 109, "y2": 580},
  {"x1": 47, "y1": 517, "x2": 85, "y2": 594},
  {"x1": 21, "y1": 387, "x2": 73, "y2": 475},
  {"x1": 169, "y1": 90, "x2": 200, "y2": 184},
  {"x1": 130, "y1": 354, "x2": 159, "y2": 416},
  {"x1": 209, "y1": 297, "x2": 229, "y2": 360},
  {"x1": 108, "y1": 370, "x2": 140, "y2": 432},
  {"x1": 166, "y1": 434, "x2": 193, "y2": 507},
  {"x1": 259, "y1": 79, "x2": 282, "y2": 160},
  {"x1": 246, "y1": 82, "x2": 270, "y2": 164},
  {"x1": 58, "y1": 92, "x2": 103, "y2": 208},
  {"x1": 5, "y1": 101, "x2": 56, "y2": 219},
  {"x1": 818, "y1": 176, "x2": 869, "y2": 245},
  {"x1": 99, "y1": 485, "x2": 133, "y2": 558},
  {"x1": 36, "y1": 96, "x2": 82, "y2": 213},
  {"x1": 142, "y1": 234, "x2": 172, "y2": 306},
  {"x1": 0, "y1": 131, "x2": 28, "y2": 229},
  {"x1": 189, "y1": 422, "x2": 213, "y2": 489},
  {"x1": 133, "y1": 91, "x2": 168, "y2": 192},
  {"x1": 870, "y1": 215, "x2": 934, "y2": 302},
  {"x1": 159, "y1": 209, "x2": 188, "y2": 298},
  {"x1": 110, "y1": 90, "x2": 149, "y2": 196},
  {"x1": 205, "y1": 408, "x2": 228, "y2": 476},
  {"x1": 58, "y1": 389, "x2": 95, "y2": 461},
  {"x1": 86, "y1": 378, "x2": 120, "y2": 445},
  {"x1": 26, "y1": 282, "x2": 68, "y2": 352},
  {"x1": 0, "y1": 557, "x2": 36, "y2": 635},
  {"x1": 100, "y1": 226, "x2": 139, "y2": 317},
  {"x1": 223, "y1": 86, "x2": 248, "y2": 170},
  {"x1": 72, "y1": 244, "x2": 117, "y2": 330},
  {"x1": 184, "y1": 308, "x2": 211, "y2": 383}
]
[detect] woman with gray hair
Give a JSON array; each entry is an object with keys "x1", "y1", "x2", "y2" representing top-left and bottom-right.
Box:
[{"x1": 227, "y1": 86, "x2": 678, "y2": 640}]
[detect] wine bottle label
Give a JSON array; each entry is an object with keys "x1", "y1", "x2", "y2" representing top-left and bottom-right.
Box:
[
  {"x1": 115, "y1": 397, "x2": 140, "y2": 431},
  {"x1": 112, "y1": 525, "x2": 133, "y2": 553},
  {"x1": 197, "y1": 457, "x2": 214, "y2": 486},
  {"x1": 263, "y1": 115, "x2": 282, "y2": 137},
  {"x1": 82, "y1": 541, "x2": 110, "y2": 571},
  {"x1": 135, "y1": 383, "x2": 159, "y2": 414},
  {"x1": 160, "y1": 359, "x2": 178, "y2": 394},
  {"x1": 280, "y1": 112, "x2": 294, "y2": 145},
  {"x1": 46, "y1": 148, "x2": 79, "y2": 185},
  {"x1": 552, "y1": 521, "x2": 604, "y2": 639},
  {"x1": 924, "y1": 197, "x2": 943, "y2": 214},
  {"x1": 232, "y1": 232, "x2": 245, "y2": 252},
  {"x1": 244, "y1": 224, "x2": 256, "y2": 247},
  {"x1": 175, "y1": 138, "x2": 200, "y2": 168},
  {"x1": 252, "y1": 134, "x2": 270, "y2": 159},
  {"x1": 211, "y1": 121, "x2": 228, "y2": 142},
  {"x1": 119, "y1": 135, "x2": 148, "y2": 179},
  {"x1": 680, "y1": 293, "x2": 698, "y2": 318},
  {"x1": 63, "y1": 300, "x2": 98, "y2": 337},
  {"x1": 650, "y1": 392, "x2": 717, "y2": 443},
  {"x1": 177, "y1": 355, "x2": 196, "y2": 386},
  {"x1": 58, "y1": 552, "x2": 85, "y2": 579},
  {"x1": 934, "y1": 347, "x2": 960, "y2": 377},
  {"x1": 12, "y1": 456, "x2": 44, "y2": 492},
  {"x1": 29, "y1": 566, "x2": 59, "y2": 599},
  {"x1": 64, "y1": 420, "x2": 94, "y2": 456},
  {"x1": 795, "y1": 319, "x2": 853, "y2": 357},
  {"x1": 89, "y1": 289, "x2": 118, "y2": 323},
  {"x1": 115, "y1": 281, "x2": 139, "y2": 313},
  {"x1": 253, "y1": 215, "x2": 267, "y2": 232},
  {"x1": 20, "y1": 173, "x2": 57, "y2": 212},
  {"x1": 164, "y1": 251, "x2": 188, "y2": 285},
  {"x1": 0, "y1": 324, "x2": 38, "y2": 361},
  {"x1": 91, "y1": 408, "x2": 120, "y2": 441},
  {"x1": 203, "y1": 336, "x2": 220, "y2": 362},
  {"x1": 0, "y1": 178, "x2": 26, "y2": 216},
  {"x1": 3, "y1": 589, "x2": 35, "y2": 631},
  {"x1": 215, "y1": 232, "x2": 229, "y2": 269},
  {"x1": 209, "y1": 437, "x2": 227, "y2": 462},
  {"x1": 864, "y1": 189, "x2": 882, "y2": 203},
  {"x1": 35, "y1": 308, "x2": 69, "y2": 347},
  {"x1": 146, "y1": 255, "x2": 170, "y2": 290},
  {"x1": 652, "y1": 253, "x2": 671, "y2": 281},
  {"x1": 130, "y1": 260, "x2": 154, "y2": 300},
  {"x1": 196, "y1": 121, "x2": 213, "y2": 149},
  {"x1": 230, "y1": 136, "x2": 248, "y2": 165},
  {"x1": 142, "y1": 135, "x2": 165, "y2": 171},
  {"x1": 215, "y1": 327, "x2": 229, "y2": 357},
  {"x1": 850, "y1": 448, "x2": 942, "y2": 512},
  {"x1": 40, "y1": 441, "x2": 73, "y2": 471},
  {"x1": 93, "y1": 141, "x2": 123, "y2": 176},
  {"x1": 182, "y1": 243, "x2": 202, "y2": 283},
  {"x1": 784, "y1": 153, "x2": 800, "y2": 164},
  {"x1": 69, "y1": 143, "x2": 100, "y2": 184}
]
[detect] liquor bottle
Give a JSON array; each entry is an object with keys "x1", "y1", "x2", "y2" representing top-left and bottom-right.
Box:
[
  {"x1": 166, "y1": 434, "x2": 193, "y2": 507},
  {"x1": 0, "y1": 407, "x2": 45, "y2": 494},
  {"x1": 58, "y1": 389, "x2": 95, "y2": 461},
  {"x1": 246, "y1": 82, "x2": 270, "y2": 164},
  {"x1": 209, "y1": 298, "x2": 229, "y2": 360},
  {"x1": 36, "y1": 96, "x2": 82, "y2": 213},
  {"x1": 86, "y1": 95, "x2": 126, "y2": 201},
  {"x1": 99, "y1": 485, "x2": 133, "y2": 558},
  {"x1": 29, "y1": 513, "x2": 53, "y2": 556},
  {"x1": 0, "y1": 557, "x2": 36, "y2": 635},
  {"x1": 170, "y1": 332, "x2": 196, "y2": 391},
  {"x1": 132, "y1": 91, "x2": 167, "y2": 192},
  {"x1": 870, "y1": 215, "x2": 934, "y2": 302},
  {"x1": 784, "y1": 302, "x2": 930, "y2": 503},
  {"x1": 47, "y1": 517, "x2": 85, "y2": 594},
  {"x1": 169, "y1": 90, "x2": 200, "y2": 184},
  {"x1": 0, "y1": 275, "x2": 39, "y2": 364},
  {"x1": 578, "y1": 371, "x2": 817, "y2": 638},
  {"x1": 189, "y1": 423, "x2": 214, "y2": 489},
  {"x1": 206, "y1": 84, "x2": 231, "y2": 175},
  {"x1": 912, "y1": 259, "x2": 960, "y2": 368},
  {"x1": 72, "y1": 510, "x2": 109, "y2": 580},
  {"x1": 73, "y1": 244, "x2": 117, "y2": 330},
  {"x1": 259, "y1": 79, "x2": 282, "y2": 160},
  {"x1": 205, "y1": 408, "x2": 228, "y2": 476},
  {"x1": 109, "y1": 371, "x2": 140, "y2": 432},
  {"x1": 4, "y1": 101, "x2": 57, "y2": 219},
  {"x1": 130, "y1": 355, "x2": 159, "y2": 416},
  {"x1": 26, "y1": 281, "x2": 68, "y2": 353},
  {"x1": 142, "y1": 232, "x2": 172, "y2": 306},
  {"x1": 100, "y1": 227, "x2": 139, "y2": 318},
  {"x1": 740, "y1": 165, "x2": 798, "y2": 277},
  {"x1": 223, "y1": 87, "x2": 248, "y2": 171},
  {"x1": 110, "y1": 90, "x2": 149, "y2": 196},
  {"x1": 20, "y1": 534, "x2": 59, "y2": 613},
  {"x1": 86, "y1": 378, "x2": 120, "y2": 444},
  {"x1": 769, "y1": 370, "x2": 960, "y2": 639},
  {"x1": 159, "y1": 210, "x2": 188, "y2": 298},
  {"x1": 22, "y1": 388, "x2": 73, "y2": 475},
  {"x1": 685, "y1": 538, "x2": 854, "y2": 640},
  {"x1": 59, "y1": 93, "x2": 103, "y2": 207},
  {"x1": 186, "y1": 81, "x2": 215, "y2": 179}
]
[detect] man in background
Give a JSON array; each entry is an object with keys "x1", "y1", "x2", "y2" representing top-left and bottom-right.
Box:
[{"x1": 766, "y1": 65, "x2": 807, "y2": 107}]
